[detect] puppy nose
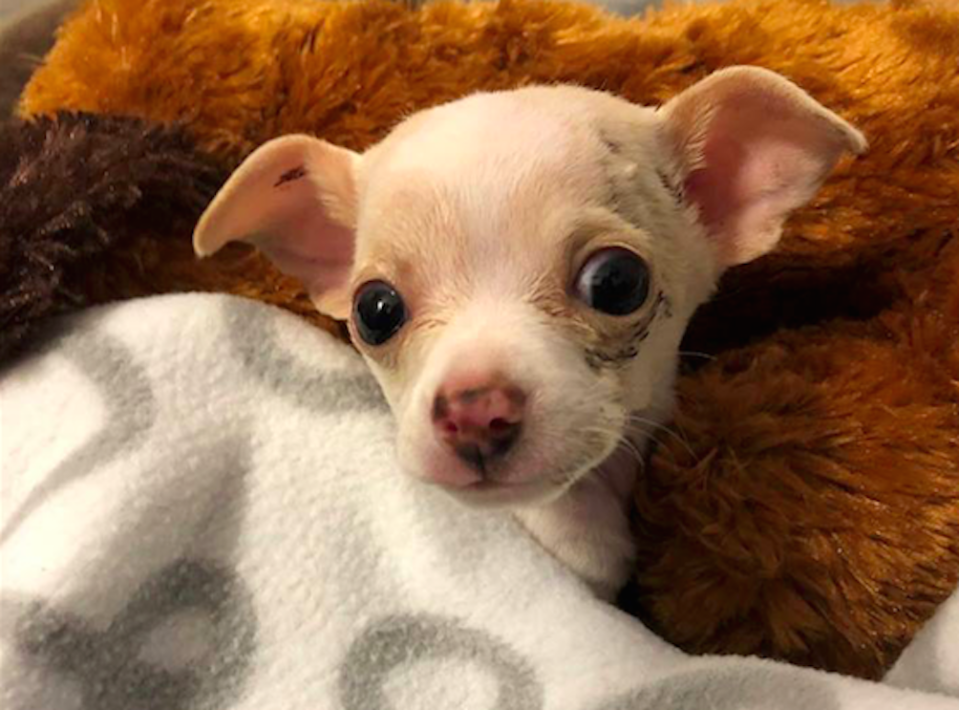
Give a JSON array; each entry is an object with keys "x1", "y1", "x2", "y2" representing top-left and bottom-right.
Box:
[{"x1": 432, "y1": 377, "x2": 526, "y2": 470}]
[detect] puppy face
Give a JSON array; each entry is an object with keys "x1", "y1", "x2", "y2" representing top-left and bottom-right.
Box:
[
  {"x1": 194, "y1": 68, "x2": 866, "y2": 507},
  {"x1": 345, "y1": 89, "x2": 713, "y2": 505}
]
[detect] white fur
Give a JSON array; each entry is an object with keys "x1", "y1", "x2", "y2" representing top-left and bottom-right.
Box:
[
  {"x1": 347, "y1": 87, "x2": 719, "y2": 596},
  {"x1": 193, "y1": 67, "x2": 865, "y2": 598}
]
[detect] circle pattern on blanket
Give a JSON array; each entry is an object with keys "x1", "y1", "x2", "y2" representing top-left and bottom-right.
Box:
[
  {"x1": 594, "y1": 665, "x2": 841, "y2": 710},
  {"x1": 4, "y1": 559, "x2": 257, "y2": 710},
  {"x1": 0, "y1": 328, "x2": 157, "y2": 547},
  {"x1": 338, "y1": 613, "x2": 543, "y2": 710}
]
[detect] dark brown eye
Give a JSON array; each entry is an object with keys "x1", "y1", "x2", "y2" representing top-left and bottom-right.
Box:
[
  {"x1": 353, "y1": 280, "x2": 407, "y2": 345},
  {"x1": 575, "y1": 247, "x2": 651, "y2": 316}
]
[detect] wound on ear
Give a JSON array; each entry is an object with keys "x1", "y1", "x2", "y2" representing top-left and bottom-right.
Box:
[{"x1": 274, "y1": 165, "x2": 308, "y2": 188}]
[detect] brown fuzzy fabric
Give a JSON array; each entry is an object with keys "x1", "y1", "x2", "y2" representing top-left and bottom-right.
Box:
[
  {"x1": 0, "y1": 113, "x2": 225, "y2": 365},
  {"x1": 13, "y1": 0, "x2": 959, "y2": 679}
]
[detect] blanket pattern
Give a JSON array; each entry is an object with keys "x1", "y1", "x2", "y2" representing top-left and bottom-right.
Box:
[{"x1": 1, "y1": 294, "x2": 957, "y2": 709}]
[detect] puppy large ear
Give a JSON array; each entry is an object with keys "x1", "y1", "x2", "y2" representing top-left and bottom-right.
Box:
[
  {"x1": 659, "y1": 66, "x2": 867, "y2": 268},
  {"x1": 193, "y1": 135, "x2": 360, "y2": 319}
]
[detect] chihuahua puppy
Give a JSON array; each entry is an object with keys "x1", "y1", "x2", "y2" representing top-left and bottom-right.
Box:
[{"x1": 193, "y1": 67, "x2": 865, "y2": 599}]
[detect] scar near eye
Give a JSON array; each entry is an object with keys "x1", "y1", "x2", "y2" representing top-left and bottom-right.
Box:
[
  {"x1": 602, "y1": 137, "x2": 622, "y2": 155},
  {"x1": 584, "y1": 291, "x2": 672, "y2": 371},
  {"x1": 656, "y1": 169, "x2": 684, "y2": 204}
]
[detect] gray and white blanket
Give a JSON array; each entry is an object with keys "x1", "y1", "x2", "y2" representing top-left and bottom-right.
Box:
[{"x1": 1, "y1": 294, "x2": 956, "y2": 709}]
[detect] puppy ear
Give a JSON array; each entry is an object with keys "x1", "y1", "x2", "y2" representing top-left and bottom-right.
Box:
[
  {"x1": 193, "y1": 135, "x2": 360, "y2": 319},
  {"x1": 659, "y1": 66, "x2": 867, "y2": 267}
]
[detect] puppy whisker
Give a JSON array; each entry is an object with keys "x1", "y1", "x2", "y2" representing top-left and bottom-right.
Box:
[
  {"x1": 625, "y1": 414, "x2": 696, "y2": 460},
  {"x1": 678, "y1": 350, "x2": 717, "y2": 362}
]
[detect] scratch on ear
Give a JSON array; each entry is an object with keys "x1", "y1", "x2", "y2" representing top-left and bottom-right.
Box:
[{"x1": 274, "y1": 165, "x2": 307, "y2": 188}]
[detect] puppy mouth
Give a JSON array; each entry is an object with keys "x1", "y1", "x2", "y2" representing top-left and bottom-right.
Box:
[
  {"x1": 402, "y1": 395, "x2": 631, "y2": 506},
  {"x1": 437, "y1": 437, "x2": 625, "y2": 507},
  {"x1": 445, "y1": 476, "x2": 558, "y2": 508},
  {"x1": 462, "y1": 477, "x2": 526, "y2": 493},
  {"x1": 455, "y1": 478, "x2": 543, "y2": 495}
]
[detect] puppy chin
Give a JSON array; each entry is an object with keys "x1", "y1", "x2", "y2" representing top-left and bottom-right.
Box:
[
  {"x1": 448, "y1": 477, "x2": 560, "y2": 509},
  {"x1": 398, "y1": 430, "x2": 621, "y2": 510}
]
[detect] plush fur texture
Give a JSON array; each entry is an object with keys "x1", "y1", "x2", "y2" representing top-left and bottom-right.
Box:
[
  {"x1": 0, "y1": 113, "x2": 224, "y2": 365},
  {"x1": 12, "y1": 0, "x2": 959, "y2": 679}
]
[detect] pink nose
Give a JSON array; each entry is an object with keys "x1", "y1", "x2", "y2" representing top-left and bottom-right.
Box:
[{"x1": 432, "y1": 375, "x2": 526, "y2": 471}]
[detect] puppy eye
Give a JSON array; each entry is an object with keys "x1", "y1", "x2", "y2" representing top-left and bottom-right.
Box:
[
  {"x1": 574, "y1": 247, "x2": 651, "y2": 316},
  {"x1": 353, "y1": 280, "x2": 407, "y2": 346}
]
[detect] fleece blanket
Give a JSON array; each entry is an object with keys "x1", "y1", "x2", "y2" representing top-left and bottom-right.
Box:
[{"x1": 1, "y1": 293, "x2": 957, "y2": 710}]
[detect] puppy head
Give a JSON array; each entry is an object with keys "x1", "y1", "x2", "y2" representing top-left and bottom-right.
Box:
[{"x1": 195, "y1": 67, "x2": 865, "y2": 507}]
